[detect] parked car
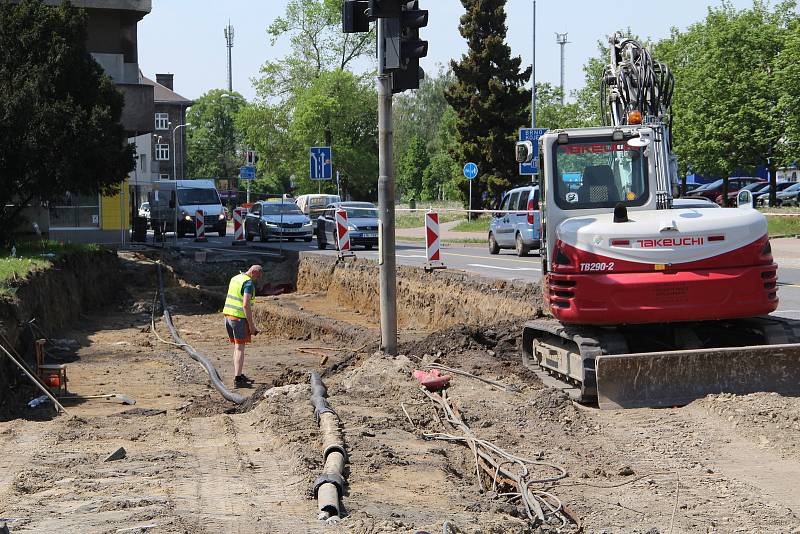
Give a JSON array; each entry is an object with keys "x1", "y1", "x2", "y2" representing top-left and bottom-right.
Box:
[
  {"x1": 754, "y1": 182, "x2": 794, "y2": 207},
  {"x1": 244, "y1": 200, "x2": 313, "y2": 242},
  {"x1": 680, "y1": 183, "x2": 704, "y2": 195},
  {"x1": 717, "y1": 181, "x2": 768, "y2": 207},
  {"x1": 684, "y1": 177, "x2": 765, "y2": 204},
  {"x1": 773, "y1": 182, "x2": 800, "y2": 207},
  {"x1": 296, "y1": 194, "x2": 342, "y2": 219},
  {"x1": 138, "y1": 202, "x2": 150, "y2": 219},
  {"x1": 316, "y1": 202, "x2": 379, "y2": 250},
  {"x1": 488, "y1": 185, "x2": 541, "y2": 257}
]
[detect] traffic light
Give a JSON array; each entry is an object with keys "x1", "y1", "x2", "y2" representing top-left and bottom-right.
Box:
[
  {"x1": 342, "y1": 0, "x2": 370, "y2": 33},
  {"x1": 369, "y1": 0, "x2": 401, "y2": 18},
  {"x1": 392, "y1": 1, "x2": 428, "y2": 93}
]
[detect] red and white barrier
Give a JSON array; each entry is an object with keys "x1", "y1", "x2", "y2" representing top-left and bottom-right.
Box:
[
  {"x1": 335, "y1": 208, "x2": 354, "y2": 257},
  {"x1": 424, "y1": 210, "x2": 446, "y2": 271},
  {"x1": 194, "y1": 210, "x2": 207, "y2": 242},
  {"x1": 232, "y1": 208, "x2": 246, "y2": 246}
]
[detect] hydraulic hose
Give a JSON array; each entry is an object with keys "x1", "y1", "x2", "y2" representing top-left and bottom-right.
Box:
[{"x1": 156, "y1": 262, "x2": 246, "y2": 404}]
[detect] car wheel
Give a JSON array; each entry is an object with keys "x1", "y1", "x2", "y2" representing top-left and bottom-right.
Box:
[
  {"x1": 288, "y1": 237, "x2": 296, "y2": 242},
  {"x1": 515, "y1": 233, "x2": 530, "y2": 257},
  {"x1": 304, "y1": 236, "x2": 313, "y2": 243},
  {"x1": 488, "y1": 233, "x2": 500, "y2": 255}
]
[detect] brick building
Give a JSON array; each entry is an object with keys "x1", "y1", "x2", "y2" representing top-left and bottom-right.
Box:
[{"x1": 144, "y1": 74, "x2": 193, "y2": 182}]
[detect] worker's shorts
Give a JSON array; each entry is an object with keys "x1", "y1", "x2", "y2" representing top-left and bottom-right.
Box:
[{"x1": 225, "y1": 316, "x2": 251, "y2": 344}]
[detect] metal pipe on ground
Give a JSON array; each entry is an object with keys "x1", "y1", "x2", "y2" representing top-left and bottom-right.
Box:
[
  {"x1": 310, "y1": 372, "x2": 347, "y2": 520},
  {"x1": 156, "y1": 262, "x2": 246, "y2": 405}
]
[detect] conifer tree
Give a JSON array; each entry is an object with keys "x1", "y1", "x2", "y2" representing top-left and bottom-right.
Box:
[{"x1": 445, "y1": 0, "x2": 531, "y2": 208}]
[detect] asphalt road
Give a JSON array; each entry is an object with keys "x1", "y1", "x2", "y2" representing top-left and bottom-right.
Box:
[{"x1": 170, "y1": 232, "x2": 800, "y2": 321}]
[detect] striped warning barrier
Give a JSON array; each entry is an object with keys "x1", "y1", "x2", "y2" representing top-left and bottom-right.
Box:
[
  {"x1": 424, "y1": 210, "x2": 446, "y2": 271},
  {"x1": 335, "y1": 208, "x2": 354, "y2": 258},
  {"x1": 232, "y1": 208, "x2": 246, "y2": 246},
  {"x1": 194, "y1": 210, "x2": 207, "y2": 242}
]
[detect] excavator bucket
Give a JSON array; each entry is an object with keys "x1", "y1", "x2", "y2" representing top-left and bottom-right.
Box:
[{"x1": 596, "y1": 343, "x2": 800, "y2": 409}]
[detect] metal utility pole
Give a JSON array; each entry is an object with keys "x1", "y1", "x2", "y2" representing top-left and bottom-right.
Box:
[
  {"x1": 377, "y1": 19, "x2": 398, "y2": 355},
  {"x1": 556, "y1": 32, "x2": 569, "y2": 105},
  {"x1": 531, "y1": 0, "x2": 536, "y2": 127},
  {"x1": 224, "y1": 21, "x2": 234, "y2": 92}
]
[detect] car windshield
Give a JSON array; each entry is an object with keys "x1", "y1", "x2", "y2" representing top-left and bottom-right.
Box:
[
  {"x1": 262, "y1": 203, "x2": 302, "y2": 215},
  {"x1": 345, "y1": 207, "x2": 378, "y2": 218},
  {"x1": 177, "y1": 188, "x2": 220, "y2": 206},
  {"x1": 740, "y1": 182, "x2": 765, "y2": 192},
  {"x1": 782, "y1": 183, "x2": 800, "y2": 193},
  {"x1": 553, "y1": 139, "x2": 649, "y2": 209},
  {"x1": 694, "y1": 179, "x2": 723, "y2": 192}
]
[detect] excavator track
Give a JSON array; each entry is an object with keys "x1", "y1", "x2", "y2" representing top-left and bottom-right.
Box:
[{"x1": 522, "y1": 316, "x2": 800, "y2": 409}]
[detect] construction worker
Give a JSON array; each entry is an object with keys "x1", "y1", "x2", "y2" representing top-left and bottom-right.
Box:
[{"x1": 223, "y1": 264, "x2": 262, "y2": 388}]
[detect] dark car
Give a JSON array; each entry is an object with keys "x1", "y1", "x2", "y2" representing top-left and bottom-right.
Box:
[
  {"x1": 685, "y1": 177, "x2": 765, "y2": 204},
  {"x1": 244, "y1": 200, "x2": 313, "y2": 242},
  {"x1": 718, "y1": 181, "x2": 768, "y2": 207},
  {"x1": 316, "y1": 202, "x2": 379, "y2": 250},
  {"x1": 754, "y1": 182, "x2": 795, "y2": 207},
  {"x1": 773, "y1": 182, "x2": 800, "y2": 207}
]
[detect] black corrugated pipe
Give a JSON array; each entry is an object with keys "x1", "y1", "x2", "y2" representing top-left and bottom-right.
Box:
[
  {"x1": 156, "y1": 262, "x2": 246, "y2": 405},
  {"x1": 310, "y1": 372, "x2": 347, "y2": 520}
]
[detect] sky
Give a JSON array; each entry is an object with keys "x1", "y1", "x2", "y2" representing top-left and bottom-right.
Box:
[{"x1": 138, "y1": 0, "x2": 774, "y2": 103}]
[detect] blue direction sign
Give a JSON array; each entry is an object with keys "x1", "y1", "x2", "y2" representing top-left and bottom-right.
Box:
[
  {"x1": 310, "y1": 146, "x2": 333, "y2": 180},
  {"x1": 239, "y1": 165, "x2": 256, "y2": 181},
  {"x1": 519, "y1": 127, "x2": 548, "y2": 175},
  {"x1": 463, "y1": 162, "x2": 479, "y2": 180}
]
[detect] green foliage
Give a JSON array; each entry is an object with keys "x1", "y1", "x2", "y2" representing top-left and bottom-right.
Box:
[
  {"x1": 533, "y1": 83, "x2": 584, "y2": 130},
  {"x1": 775, "y1": 17, "x2": 800, "y2": 164},
  {"x1": 185, "y1": 90, "x2": 248, "y2": 184},
  {"x1": 0, "y1": 241, "x2": 98, "y2": 297},
  {"x1": 655, "y1": 1, "x2": 798, "y2": 177},
  {"x1": 450, "y1": 218, "x2": 489, "y2": 233},
  {"x1": 397, "y1": 136, "x2": 429, "y2": 200},
  {"x1": 243, "y1": 0, "x2": 377, "y2": 200},
  {"x1": 446, "y1": 0, "x2": 532, "y2": 208},
  {"x1": 0, "y1": 0, "x2": 134, "y2": 246}
]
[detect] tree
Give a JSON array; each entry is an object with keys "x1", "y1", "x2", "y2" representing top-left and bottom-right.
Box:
[
  {"x1": 185, "y1": 90, "x2": 247, "y2": 186},
  {"x1": 0, "y1": 0, "x2": 134, "y2": 246},
  {"x1": 655, "y1": 1, "x2": 797, "y2": 198},
  {"x1": 533, "y1": 83, "x2": 584, "y2": 130},
  {"x1": 397, "y1": 136, "x2": 429, "y2": 200},
  {"x1": 776, "y1": 16, "x2": 800, "y2": 164},
  {"x1": 446, "y1": 0, "x2": 532, "y2": 208}
]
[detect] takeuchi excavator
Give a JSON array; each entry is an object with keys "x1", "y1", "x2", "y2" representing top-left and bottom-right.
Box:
[{"x1": 515, "y1": 32, "x2": 800, "y2": 409}]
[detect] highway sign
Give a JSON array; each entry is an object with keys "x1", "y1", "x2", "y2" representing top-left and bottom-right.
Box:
[
  {"x1": 463, "y1": 162, "x2": 479, "y2": 180},
  {"x1": 239, "y1": 165, "x2": 256, "y2": 181},
  {"x1": 310, "y1": 146, "x2": 333, "y2": 180},
  {"x1": 519, "y1": 128, "x2": 548, "y2": 175}
]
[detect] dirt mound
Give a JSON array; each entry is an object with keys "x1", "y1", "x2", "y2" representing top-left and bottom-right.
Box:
[{"x1": 296, "y1": 254, "x2": 543, "y2": 331}]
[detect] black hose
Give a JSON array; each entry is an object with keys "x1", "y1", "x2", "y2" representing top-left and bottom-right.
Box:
[{"x1": 156, "y1": 262, "x2": 246, "y2": 404}]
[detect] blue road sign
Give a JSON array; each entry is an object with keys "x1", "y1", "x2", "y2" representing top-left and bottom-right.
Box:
[
  {"x1": 519, "y1": 128, "x2": 548, "y2": 175},
  {"x1": 463, "y1": 162, "x2": 479, "y2": 180},
  {"x1": 310, "y1": 147, "x2": 333, "y2": 180},
  {"x1": 239, "y1": 165, "x2": 256, "y2": 181}
]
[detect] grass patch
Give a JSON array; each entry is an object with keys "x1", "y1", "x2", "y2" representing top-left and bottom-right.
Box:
[
  {"x1": 767, "y1": 215, "x2": 800, "y2": 237},
  {"x1": 0, "y1": 240, "x2": 99, "y2": 297},
  {"x1": 450, "y1": 218, "x2": 491, "y2": 233},
  {"x1": 395, "y1": 211, "x2": 466, "y2": 228}
]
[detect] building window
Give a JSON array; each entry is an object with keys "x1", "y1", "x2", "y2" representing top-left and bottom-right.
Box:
[
  {"x1": 155, "y1": 113, "x2": 170, "y2": 130},
  {"x1": 49, "y1": 192, "x2": 101, "y2": 228},
  {"x1": 155, "y1": 144, "x2": 170, "y2": 161}
]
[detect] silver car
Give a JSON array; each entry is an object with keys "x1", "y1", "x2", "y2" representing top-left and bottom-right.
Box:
[
  {"x1": 316, "y1": 202, "x2": 379, "y2": 250},
  {"x1": 244, "y1": 201, "x2": 313, "y2": 242},
  {"x1": 488, "y1": 186, "x2": 541, "y2": 256}
]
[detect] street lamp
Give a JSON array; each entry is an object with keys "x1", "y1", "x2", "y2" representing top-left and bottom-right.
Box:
[{"x1": 173, "y1": 123, "x2": 191, "y2": 180}]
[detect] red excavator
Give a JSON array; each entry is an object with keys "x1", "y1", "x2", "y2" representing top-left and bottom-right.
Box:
[{"x1": 515, "y1": 32, "x2": 800, "y2": 409}]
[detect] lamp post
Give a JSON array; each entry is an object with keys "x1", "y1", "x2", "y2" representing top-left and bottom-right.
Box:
[{"x1": 173, "y1": 123, "x2": 191, "y2": 180}]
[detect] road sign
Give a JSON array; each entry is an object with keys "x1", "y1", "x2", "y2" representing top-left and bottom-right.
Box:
[
  {"x1": 239, "y1": 165, "x2": 256, "y2": 181},
  {"x1": 310, "y1": 146, "x2": 333, "y2": 180},
  {"x1": 519, "y1": 128, "x2": 548, "y2": 175},
  {"x1": 463, "y1": 162, "x2": 478, "y2": 180}
]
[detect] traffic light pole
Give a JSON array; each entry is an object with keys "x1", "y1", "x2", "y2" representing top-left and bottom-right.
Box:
[{"x1": 377, "y1": 20, "x2": 398, "y2": 355}]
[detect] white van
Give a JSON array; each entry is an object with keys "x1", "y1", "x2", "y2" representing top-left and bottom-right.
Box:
[
  {"x1": 149, "y1": 179, "x2": 227, "y2": 237},
  {"x1": 295, "y1": 194, "x2": 341, "y2": 219}
]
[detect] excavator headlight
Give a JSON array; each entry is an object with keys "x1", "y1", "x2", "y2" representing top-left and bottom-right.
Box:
[
  {"x1": 557, "y1": 132, "x2": 570, "y2": 144},
  {"x1": 627, "y1": 110, "x2": 643, "y2": 124}
]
